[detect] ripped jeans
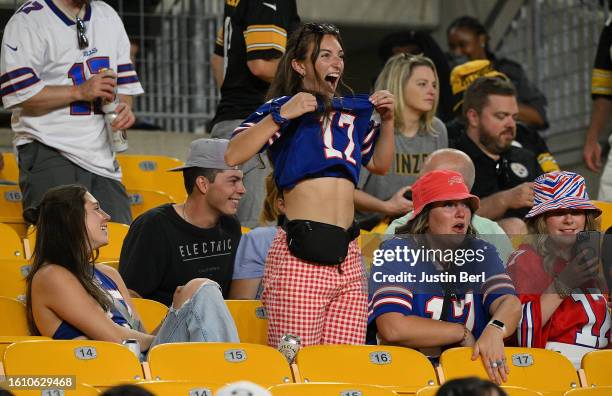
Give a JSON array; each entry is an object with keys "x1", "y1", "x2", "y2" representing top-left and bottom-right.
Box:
[{"x1": 146, "y1": 281, "x2": 239, "y2": 356}]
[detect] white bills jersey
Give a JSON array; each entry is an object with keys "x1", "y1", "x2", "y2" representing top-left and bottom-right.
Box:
[{"x1": 0, "y1": 0, "x2": 144, "y2": 180}]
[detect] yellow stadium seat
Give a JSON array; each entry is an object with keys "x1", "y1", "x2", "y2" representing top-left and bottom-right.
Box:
[
  {"x1": 440, "y1": 347, "x2": 580, "y2": 395},
  {"x1": 131, "y1": 298, "x2": 168, "y2": 333},
  {"x1": 0, "y1": 259, "x2": 30, "y2": 300},
  {"x1": 10, "y1": 382, "x2": 100, "y2": 396},
  {"x1": 0, "y1": 185, "x2": 24, "y2": 227},
  {"x1": 3, "y1": 340, "x2": 144, "y2": 388},
  {"x1": 135, "y1": 381, "x2": 226, "y2": 396},
  {"x1": 147, "y1": 342, "x2": 292, "y2": 387},
  {"x1": 269, "y1": 382, "x2": 398, "y2": 396},
  {"x1": 370, "y1": 220, "x2": 390, "y2": 234},
  {"x1": 241, "y1": 226, "x2": 251, "y2": 234},
  {"x1": 593, "y1": 200, "x2": 612, "y2": 231},
  {"x1": 564, "y1": 389, "x2": 612, "y2": 396},
  {"x1": 418, "y1": 385, "x2": 543, "y2": 396},
  {"x1": 225, "y1": 300, "x2": 267, "y2": 345},
  {"x1": 581, "y1": 350, "x2": 612, "y2": 387},
  {"x1": 117, "y1": 154, "x2": 186, "y2": 203},
  {"x1": 0, "y1": 152, "x2": 18, "y2": 183},
  {"x1": 0, "y1": 297, "x2": 28, "y2": 335},
  {"x1": 0, "y1": 336, "x2": 50, "y2": 363},
  {"x1": 127, "y1": 189, "x2": 175, "y2": 219},
  {"x1": 295, "y1": 345, "x2": 437, "y2": 393},
  {"x1": 0, "y1": 223, "x2": 25, "y2": 260}
]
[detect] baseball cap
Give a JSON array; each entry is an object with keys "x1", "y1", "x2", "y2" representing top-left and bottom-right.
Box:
[
  {"x1": 168, "y1": 138, "x2": 238, "y2": 172},
  {"x1": 215, "y1": 381, "x2": 271, "y2": 396},
  {"x1": 410, "y1": 169, "x2": 480, "y2": 220},
  {"x1": 525, "y1": 171, "x2": 602, "y2": 219},
  {"x1": 450, "y1": 60, "x2": 508, "y2": 113}
]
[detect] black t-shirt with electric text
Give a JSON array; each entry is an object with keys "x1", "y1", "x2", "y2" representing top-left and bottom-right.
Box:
[{"x1": 119, "y1": 204, "x2": 241, "y2": 306}]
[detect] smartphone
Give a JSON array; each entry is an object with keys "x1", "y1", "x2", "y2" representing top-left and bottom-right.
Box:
[{"x1": 574, "y1": 230, "x2": 601, "y2": 264}]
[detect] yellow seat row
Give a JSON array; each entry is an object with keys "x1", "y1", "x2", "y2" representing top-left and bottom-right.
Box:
[{"x1": 0, "y1": 336, "x2": 611, "y2": 395}]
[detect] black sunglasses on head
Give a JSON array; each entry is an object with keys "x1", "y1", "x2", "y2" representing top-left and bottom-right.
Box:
[
  {"x1": 296, "y1": 22, "x2": 340, "y2": 44},
  {"x1": 76, "y1": 16, "x2": 88, "y2": 49}
]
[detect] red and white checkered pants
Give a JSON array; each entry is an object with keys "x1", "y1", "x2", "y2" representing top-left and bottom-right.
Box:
[{"x1": 261, "y1": 228, "x2": 367, "y2": 347}]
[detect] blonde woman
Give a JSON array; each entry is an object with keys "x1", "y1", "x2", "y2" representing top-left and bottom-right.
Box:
[
  {"x1": 355, "y1": 53, "x2": 448, "y2": 222},
  {"x1": 507, "y1": 171, "x2": 610, "y2": 368}
]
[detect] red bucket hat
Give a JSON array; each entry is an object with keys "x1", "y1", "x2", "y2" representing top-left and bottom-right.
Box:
[{"x1": 410, "y1": 170, "x2": 480, "y2": 220}]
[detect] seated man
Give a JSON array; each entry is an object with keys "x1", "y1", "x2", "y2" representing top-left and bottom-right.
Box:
[
  {"x1": 451, "y1": 76, "x2": 542, "y2": 234},
  {"x1": 386, "y1": 148, "x2": 513, "y2": 263},
  {"x1": 119, "y1": 139, "x2": 244, "y2": 305}
]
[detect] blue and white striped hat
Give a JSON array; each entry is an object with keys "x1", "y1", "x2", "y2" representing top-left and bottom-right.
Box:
[{"x1": 525, "y1": 171, "x2": 601, "y2": 218}]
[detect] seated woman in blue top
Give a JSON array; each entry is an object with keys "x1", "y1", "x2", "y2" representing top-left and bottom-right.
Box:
[
  {"x1": 25, "y1": 185, "x2": 238, "y2": 354},
  {"x1": 367, "y1": 170, "x2": 521, "y2": 384}
]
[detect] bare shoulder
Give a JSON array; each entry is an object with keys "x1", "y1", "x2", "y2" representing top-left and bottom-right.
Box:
[
  {"x1": 95, "y1": 263, "x2": 122, "y2": 284},
  {"x1": 32, "y1": 264, "x2": 78, "y2": 287}
]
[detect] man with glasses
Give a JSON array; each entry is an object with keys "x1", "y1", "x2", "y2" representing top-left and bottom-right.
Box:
[
  {"x1": 0, "y1": 0, "x2": 142, "y2": 224},
  {"x1": 452, "y1": 77, "x2": 541, "y2": 235},
  {"x1": 209, "y1": 0, "x2": 300, "y2": 228}
]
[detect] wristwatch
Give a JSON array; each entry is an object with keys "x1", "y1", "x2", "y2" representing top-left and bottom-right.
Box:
[
  {"x1": 487, "y1": 319, "x2": 506, "y2": 333},
  {"x1": 270, "y1": 100, "x2": 289, "y2": 129}
]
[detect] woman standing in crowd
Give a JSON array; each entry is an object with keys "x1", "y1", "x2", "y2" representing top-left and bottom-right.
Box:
[
  {"x1": 25, "y1": 185, "x2": 238, "y2": 357},
  {"x1": 446, "y1": 15, "x2": 548, "y2": 129},
  {"x1": 356, "y1": 53, "x2": 448, "y2": 223},
  {"x1": 368, "y1": 170, "x2": 521, "y2": 384},
  {"x1": 507, "y1": 171, "x2": 610, "y2": 368},
  {"x1": 225, "y1": 22, "x2": 395, "y2": 346}
]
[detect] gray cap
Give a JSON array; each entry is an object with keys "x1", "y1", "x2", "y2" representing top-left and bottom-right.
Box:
[
  {"x1": 169, "y1": 138, "x2": 238, "y2": 171},
  {"x1": 216, "y1": 381, "x2": 271, "y2": 396}
]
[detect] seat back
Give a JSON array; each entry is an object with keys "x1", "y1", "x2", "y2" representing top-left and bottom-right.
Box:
[
  {"x1": 0, "y1": 152, "x2": 19, "y2": 183},
  {"x1": 127, "y1": 189, "x2": 175, "y2": 219},
  {"x1": 564, "y1": 388, "x2": 612, "y2": 396},
  {"x1": 131, "y1": 298, "x2": 168, "y2": 333},
  {"x1": 147, "y1": 342, "x2": 292, "y2": 387},
  {"x1": 593, "y1": 200, "x2": 612, "y2": 231},
  {"x1": 0, "y1": 336, "x2": 50, "y2": 363},
  {"x1": 135, "y1": 381, "x2": 226, "y2": 396},
  {"x1": 0, "y1": 259, "x2": 30, "y2": 300},
  {"x1": 97, "y1": 222, "x2": 129, "y2": 263},
  {"x1": 295, "y1": 345, "x2": 437, "y2": 393},
  {"x1": 0, "y1": 185, "x2": 24, "y2": 223},
  {"x1": 0, "y1": 296, "x2": 28, "y2": 335},
  {"x1": 3, "y1": 340, "x2": 144, "y2": 388},
  {"x1": 0, "y1": 222, "x2": 25, "y2": 260},
  {"x1": 225, "y1": 300, "x2": 268, "y2": 345},
  {"x1": 581, "y1": 350, "x2": 612, "y2": 387},
  {"x1": 117, "y1": 154, "x2": 186, "y2": 203},
  {"x1": 440, "y1": 347, "x2": 580, "y2": 393},
  {"x1": 269, "y1": 383, "x2": 398, "y2": 396}
]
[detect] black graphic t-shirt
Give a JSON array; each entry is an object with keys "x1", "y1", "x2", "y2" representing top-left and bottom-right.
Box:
[{"x1": 119, "y1": 204, "x2": 241, "y2": 305}]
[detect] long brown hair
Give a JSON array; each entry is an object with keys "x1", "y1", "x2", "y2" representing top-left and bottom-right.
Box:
[
  {"x1": 259, "y1": 172, "x2": 284, "y2": 225},
  {"x1": 23, "y1": 185, "x2": 110, "y2": 335},
  {"x1": 267, "y1": 23, "x2": 351, "y2": 102}
]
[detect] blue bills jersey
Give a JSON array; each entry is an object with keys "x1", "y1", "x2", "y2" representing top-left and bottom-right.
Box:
[
  {"x1": 367, "y1": 235, "x2": 516, "y2": 345},
  {"x1": 233, "y1": 94, "x2": 380, "y2": 190}
]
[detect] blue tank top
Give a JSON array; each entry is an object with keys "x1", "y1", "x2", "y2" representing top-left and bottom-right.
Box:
[{"x1": 53, "y1": 268, "x2": 133, "y2": 339}]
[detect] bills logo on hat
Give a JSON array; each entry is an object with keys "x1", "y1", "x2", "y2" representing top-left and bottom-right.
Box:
[{"x1": 449, "y1": 175, "x2": 464, "y2": 185}]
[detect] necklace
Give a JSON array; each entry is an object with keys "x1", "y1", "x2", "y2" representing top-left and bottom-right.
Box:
[{"x1": 181, "y1": 201, "x2": 190, "y2": 224}]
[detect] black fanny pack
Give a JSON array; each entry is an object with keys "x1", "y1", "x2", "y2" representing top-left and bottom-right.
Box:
[{"x1": 285, "y1": 219, "x2": 359, "y2": 265}]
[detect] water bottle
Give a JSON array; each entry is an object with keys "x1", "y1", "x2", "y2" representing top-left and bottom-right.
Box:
[{"x1": 121, "y1": 338, "x2": 141, "y2": 359}]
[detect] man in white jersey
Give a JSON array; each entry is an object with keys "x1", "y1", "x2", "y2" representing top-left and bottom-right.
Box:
[{"x1": 0, "y1": 0, "x2": 143, "y2": 224}]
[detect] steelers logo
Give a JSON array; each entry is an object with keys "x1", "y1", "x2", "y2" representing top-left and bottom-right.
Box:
[{"x1": 510, "y1": 162, "x2": 529, "y2": 178}]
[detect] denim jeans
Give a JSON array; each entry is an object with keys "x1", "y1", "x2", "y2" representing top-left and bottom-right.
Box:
[{"x1": 146, "y1": 281, "x2": 239, "y2": 356}]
